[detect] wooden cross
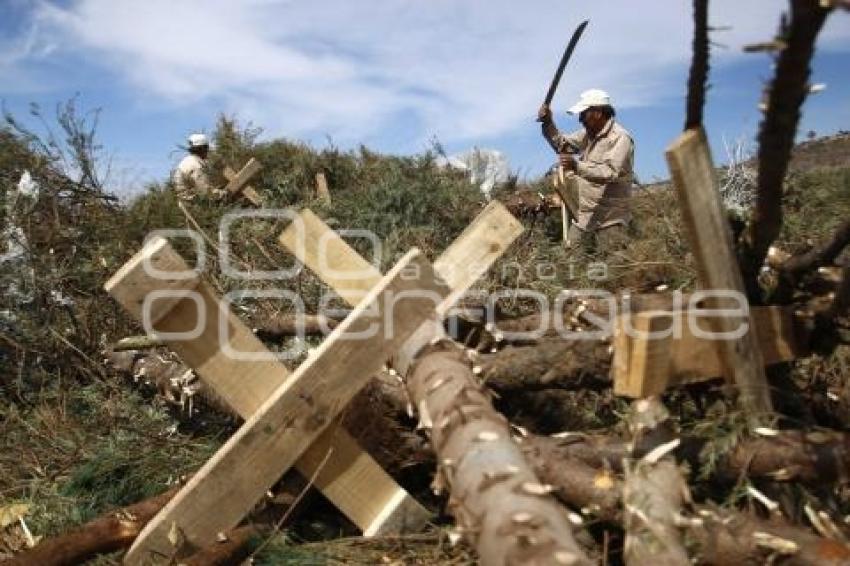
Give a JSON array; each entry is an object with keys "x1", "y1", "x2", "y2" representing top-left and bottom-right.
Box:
[
  {"x1": 114, "y1": 201, "x2": 522, "y2": 561},
  {"x1": 223, "y1": 157, "x2": 263, "y2": 206},
  {"x1": 665, "y1": 127, "x2": 774, "y2": 416},
  {"x1": 612, "y1": 305, "x2": 807, "y2": 398},
  {"x1": 106, "y1": 240, "x2": 437, "y2": 562}
]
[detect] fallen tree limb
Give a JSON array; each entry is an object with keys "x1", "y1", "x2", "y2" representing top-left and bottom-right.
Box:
[
  {"x1": 780, "y1": 219, "x2": 850, "y2": 277},
  {"x1": 180, "y1": 526, "x2": 259, "y2": 566},
  {"x1": 1, "y1": 487, "x2": 179, "y2": 566},
  {"x1": 111, "y1": 314, "x2": 345, "y2": 352},
  {"x1": 479, "y1": 340, "x2": 611, "y2": 392},
  {"x1": 523, "y1": 428, "x2": 850, "y2": 486},
  {"x1": 774, "y1": 220, "x2": 850, "y2": 303},
  {"x1": 252, "y1": 313, "x2": 341, "y2": 339},
  {"x1": 807, "y1": 265, "x2": 850, "y2": 355},
  {"x1": 489, "y1": 293, "x2": 694, "y2": 345},
  {"x1": 407, "y1": 342, "x2": 593, "y2": 565},
  {"x1": 691, "y1": 506, "x2": 850, "y2": 565},
  {"x1": 520, "y1": 440, "x2": 622, "y2": 523},
  {"x1": 521, "y1": 434, "x2": 850, "y2": 565},
  {"x1": 520, "y1": 421, "x2": 850, "y2": 565}
]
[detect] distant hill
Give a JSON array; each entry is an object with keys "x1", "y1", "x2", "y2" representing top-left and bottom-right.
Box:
[
  {"x1": 641, "y1": 131, "x2": 850, "y2": 192},
  {"x1": 787, "y1": 131, "x2": 850, "y2": 172}
]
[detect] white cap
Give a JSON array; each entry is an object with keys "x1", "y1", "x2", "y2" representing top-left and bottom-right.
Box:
[
  {"x1": 568, "y1": 89, "x2": 612, "y2": 114},
  {"x1": 187, "y1": 133, "x2": 209, "y2": 148}
]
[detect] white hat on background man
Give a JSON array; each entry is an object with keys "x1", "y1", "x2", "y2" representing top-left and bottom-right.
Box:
[
  {"x1": 187, "y1": 133, "x2": 209, "y2": 148},
  {"x1": 568, "y1": 89, "x2": 612, "y2": 115}
]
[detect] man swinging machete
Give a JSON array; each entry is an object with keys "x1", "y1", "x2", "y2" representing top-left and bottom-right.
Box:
[{"x1": 537, "y1": 20, "x2": 635, "y2": 250}]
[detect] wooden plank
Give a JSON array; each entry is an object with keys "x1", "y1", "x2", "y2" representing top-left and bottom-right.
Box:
[
  {"x1": 433, "y1": 201, "x2": 524, "y2": 312},
  {"x1": 669, "y1": 305, "x2": 804, "y2": 386},
  {"x1": 315, "y1": 172, "x2": 331, "y2": 204},
  {"x1": 124, "y1": 249, "x2": 448, "y2": 563},
  {"x1": 104, "y1": 237, "x2": 201, "y2": 325},
  {"x1": 280, "y1": 203, "x2": 523, "y2": 314},
  {"x1": 279, "y1": 209, "x2": 382, "y2": 306},
  {"x1": 106, "y1": 238, "x2": 431, "y2": 542},
  {"x1": 552, "y1": 166, "x2": 580, "y2": 220},
  {"x1": 279, "y1": 203, "x2": 524, "y2": 373},
  {"x1": 613, "y1": 305, "x2": 805, "y2": 398},
  {"x1": 561, "y1": 202, "x2": 570, "y2": 244},
  {"x1": 224, "y1": 160, "x2": 263, "y2": 206},
  {"x1": 613, "y1": 311, "x2": 673, "y2": 398},
  {"x1": 665, "y1": 127, "x2": 773, "y2": 415}
]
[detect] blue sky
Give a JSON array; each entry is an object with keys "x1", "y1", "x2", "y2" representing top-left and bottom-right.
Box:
[{"x1": 1, "y1": 0, "x2": 848, "y2": 195}]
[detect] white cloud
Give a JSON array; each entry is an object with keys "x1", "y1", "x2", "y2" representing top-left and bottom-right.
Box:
[{"x1": 11, "y1": 0, "x2": 850, "y2": 152}]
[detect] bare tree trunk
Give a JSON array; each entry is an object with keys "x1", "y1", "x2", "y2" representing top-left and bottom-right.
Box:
[
  {"x1": 685, "y1": 0, "x2": 710, "y2": 130},
  {"x1": 739, "y1": 0, "x2": 833, "y2": 299},
  {"x1": 407, "y1": 342, "x2": 593, "y2": 565}
]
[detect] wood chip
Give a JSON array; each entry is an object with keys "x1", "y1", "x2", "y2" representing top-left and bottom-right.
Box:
[
  {"x1": 642, "y1": 438, "x2": 680, "y2": 464},
  {"x1": 519, "y1": 482, "x2": 555, "y2": 496},
  {"x1": 754, "y1": 427, "x2": 779, "y2": 437},
  {"x1": 475, "y1": 431, "x2": 500, "y2": 442},
  {"x1": 747, "y1": 486, "x2": 780, "y2": 513},
  {"x1": 753, "y1": 532, "x2": 799, "y2": 554},
  {"x1": 554, "y1": 551, "x2": 579, "y2": 565}
]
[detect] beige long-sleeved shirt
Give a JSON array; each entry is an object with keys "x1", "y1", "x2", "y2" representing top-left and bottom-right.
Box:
[
  {"x1": 542, "y1": 118, "x2": 635, "y2": 229},
  {"x1": 171, "y1": 154, "x2": 210, "y2": 200}
]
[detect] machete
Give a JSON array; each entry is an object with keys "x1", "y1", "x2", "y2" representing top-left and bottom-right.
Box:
[{"x1": 541, "y1": 19, "x2": 589, "y2": 111}]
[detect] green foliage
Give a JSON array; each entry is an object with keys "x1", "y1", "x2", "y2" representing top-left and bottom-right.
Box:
[{"x1": 0, "y1": 381, "x2": 226, "y2": 537}]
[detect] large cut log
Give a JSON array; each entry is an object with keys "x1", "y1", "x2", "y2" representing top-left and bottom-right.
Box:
[{"x1": 407, "y1": 343, "x2": 593, "y2": 565}]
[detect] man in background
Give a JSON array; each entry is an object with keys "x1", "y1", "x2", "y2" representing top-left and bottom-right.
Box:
[
  {"x1": 538, "y1": 89, "x2": 635, "y2": 249},
  {"x1": 172, "y1": 133, "x2": 211, "y2": 200}
]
